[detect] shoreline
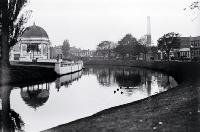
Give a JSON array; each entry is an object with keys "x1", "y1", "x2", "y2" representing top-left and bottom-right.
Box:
[
  {"x1": 43, "y1": 79, "x2": 200, "y2": 132},
  {"x1": 42, "y1": 60, "x2": 200, "y2": 132}
]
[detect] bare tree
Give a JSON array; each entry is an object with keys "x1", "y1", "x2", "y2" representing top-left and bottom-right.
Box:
[{"x1": 189, "y1": 1, "x2": 200, "y2": 10}]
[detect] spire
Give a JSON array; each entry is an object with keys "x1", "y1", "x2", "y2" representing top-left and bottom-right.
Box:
[{"x1": 33, "y1": 22, "x2": 36, "y2": 26}]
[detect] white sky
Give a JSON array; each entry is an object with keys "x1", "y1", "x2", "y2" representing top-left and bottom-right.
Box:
[{"x1": 24, "y1": 0, "x2": 200, "y2": 50}]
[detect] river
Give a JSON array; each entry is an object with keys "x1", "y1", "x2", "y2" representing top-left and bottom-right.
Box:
[{"x1": 0, "y1": 66, "x2": 178, "y2": 132}]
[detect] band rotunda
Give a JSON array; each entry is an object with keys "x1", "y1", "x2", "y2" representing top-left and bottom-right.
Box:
[{"x1": 10, "y1": 23, "x2": 51, "y2": 61}]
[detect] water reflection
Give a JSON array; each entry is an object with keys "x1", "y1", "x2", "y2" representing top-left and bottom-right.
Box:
[
  {"x1": 55, "y1": 71, "x2": 82, "y2": 91},
  {"x1": 21, "y1": 83, "x2": 50, "y2": 109},
  {"x1": 84, "y1": 66, "x2": 178, "y2": 96},
  {"x1": 6, "y1": 66, "x2": 178, "y2": 132},
  {"x1": 115, "y1": 71, "x2": 141, "y2": 88}
]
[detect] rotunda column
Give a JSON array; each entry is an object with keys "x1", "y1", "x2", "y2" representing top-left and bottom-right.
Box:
[
  {"x1": 47, "y1": 44, "x2": 50, "y2": 59},
  {"x1": 41, "y1": 43, "x2": 44, "y2": 57}
]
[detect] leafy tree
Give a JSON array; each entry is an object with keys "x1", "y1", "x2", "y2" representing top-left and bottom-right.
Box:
[
  {"x1": 115, "y1": 34, "x2": 133, "y2": 58},
  {"x1": 157, "y1": 32, "x2": 181, "y2": 61},
  {"x1": 96, "y1": 41, "x2": 112, "y2": 59},
  {"x1": 150, "y1": 46, "x2": 158, "y2": 54},
  {"x1": 115, "y1": 34, "x2": 142, "y2": 59},
  {"x1": 62, "y1": 40, "x2": 70, "y2": 59},
  {"x1": 0, "y1": 0, "x2": 31, "y2": 65},
  {"x1": 114, "y1": 43, "x2": 127, "y2": 59},
  {"x1": 138, "y1": 35, "x2": 147, "y2": 45},
  {"x1": 138, "y1": 36, "x2": 149, "y2": 60}
]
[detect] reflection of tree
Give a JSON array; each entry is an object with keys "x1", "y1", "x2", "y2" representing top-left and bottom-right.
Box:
[
  {"x1": 115, "y1": 70, "x2": 141, "y2": 88},
  {"x1": 97, "y1": 68, "x2": 113, "y2": 87},
  {"x1": 157, "y1": 75, "x2": 173, "y2": 90},
  {"x1": 86, "y1": 66, "x2": 178, "y2": 97},
  {"x1": 0, "y1": 85, "x2": 24, "y2": 132}
]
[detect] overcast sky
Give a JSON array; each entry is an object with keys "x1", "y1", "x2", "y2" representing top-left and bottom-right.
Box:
[{"x1": 25, "y1": 0, "x2": 200, "y2": 50}]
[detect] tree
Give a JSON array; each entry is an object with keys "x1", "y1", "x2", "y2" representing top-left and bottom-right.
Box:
[
  {"x1": 96, "y1": 41, "x2": 112, "y2": 59},
  {"x1": 138, "y1": 35, "x2": 149, "y2": 60},
  {"x1": 138, "y1": 35, "x2": 147, "y2": 46},
  {"x1": 62, "y1": 40, "x2": 70, "y2": 59},
  {"x1": 150, "y1": 46, "x2": 158, "y2": 54},
  {"x1": 0, "y1": 0, "x2": 31, "y2": 66},
  {"x1": 157, "y1": 32, "x2": 181, "y2": 61},
  {"x1": 184, "y1": 1, "x2": 200, "y2": 20},
  {"x1": 115, "y1": 34, "x2": 141, "y2": 59},
  {"x1": 189, "y1": 1, "x2": 200, "y2": 10}
]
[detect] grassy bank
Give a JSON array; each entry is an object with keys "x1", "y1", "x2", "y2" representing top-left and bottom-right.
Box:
[{"x1": 43, "y1": 76, "x2": 200, "y2": 132}]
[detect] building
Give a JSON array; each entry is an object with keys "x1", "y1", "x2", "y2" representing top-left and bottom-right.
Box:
[
  {"x1": 157, "y1": 36, "x2": 200, "y2": 60},
  {"x1": 190, "y1": 36, "x2": 200, "y2": 59},
  {"x1": 70, "y1": 46, "x2": 81, "y2": 57},
  {"x1": 178, "y1": 36, "x2": 200, "y2": 60},
  {"x1": 179, "y1": 37, "x2": 191, "y2": 59},
  {"x1": 10, "y1": 23, "x2": 51, "y2": 61},
  {"x1": 50, "y1": 45, "x2": 63, "y2": 59},
  {"x1": 80, "y1": 49, "x2": 95, "y2": 57}
]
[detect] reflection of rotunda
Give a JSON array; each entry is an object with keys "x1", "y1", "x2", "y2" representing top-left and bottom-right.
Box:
[
  {"x1": 20, "y1": 83, "x2": 50, "y2": 109},
  {"x1": 10, "y1": 23, "x2": 51, "y2": 61}
]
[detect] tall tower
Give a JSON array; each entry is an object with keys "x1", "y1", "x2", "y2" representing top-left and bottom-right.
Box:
[{"x1": 147, "y1": 16, "x2": 151, "y2": 47}]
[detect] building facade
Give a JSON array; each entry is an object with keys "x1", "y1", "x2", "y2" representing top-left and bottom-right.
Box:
[
  {"x1": 158, "y1": 36, "x2": 200, "y2": 60},
  {"x1": 179, "y1": 37, "x2": 191, "y2": 59},
  {"x1": 50, "y1": 45, "x2": 63, "y2": 59},
  {"x1": 190, "y1": 36, "x2": 200, "y2": 59},
  {"x1": 10, "y1": 23, "x2": 51, "y2": 61}
]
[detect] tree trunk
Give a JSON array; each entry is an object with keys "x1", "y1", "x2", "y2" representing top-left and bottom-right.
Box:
[{"x1": 1, "y1": 0, "x2": 10, "y2": 66}]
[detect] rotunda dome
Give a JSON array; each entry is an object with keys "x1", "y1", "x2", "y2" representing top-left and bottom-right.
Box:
[{"x1": 22, "y1": 23, "x2": 49, "y2": 38}]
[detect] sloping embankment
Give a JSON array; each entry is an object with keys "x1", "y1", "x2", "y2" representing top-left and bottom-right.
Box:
[
  {"x1": 43, "y1": 80, "x2": 200, "y2": 132},
  {"x1": 42, "y1": 60, "x2": 200, "y2": 132}
]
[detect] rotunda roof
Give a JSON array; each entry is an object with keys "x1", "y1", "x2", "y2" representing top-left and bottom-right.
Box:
[{"x1": 22, "y1": 23, "x2": 49, "y2": 38}]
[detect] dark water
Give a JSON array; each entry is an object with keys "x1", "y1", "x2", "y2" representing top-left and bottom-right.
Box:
[{"x1": 0, "y1": 66, "x2": 178, "y2": 132}]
